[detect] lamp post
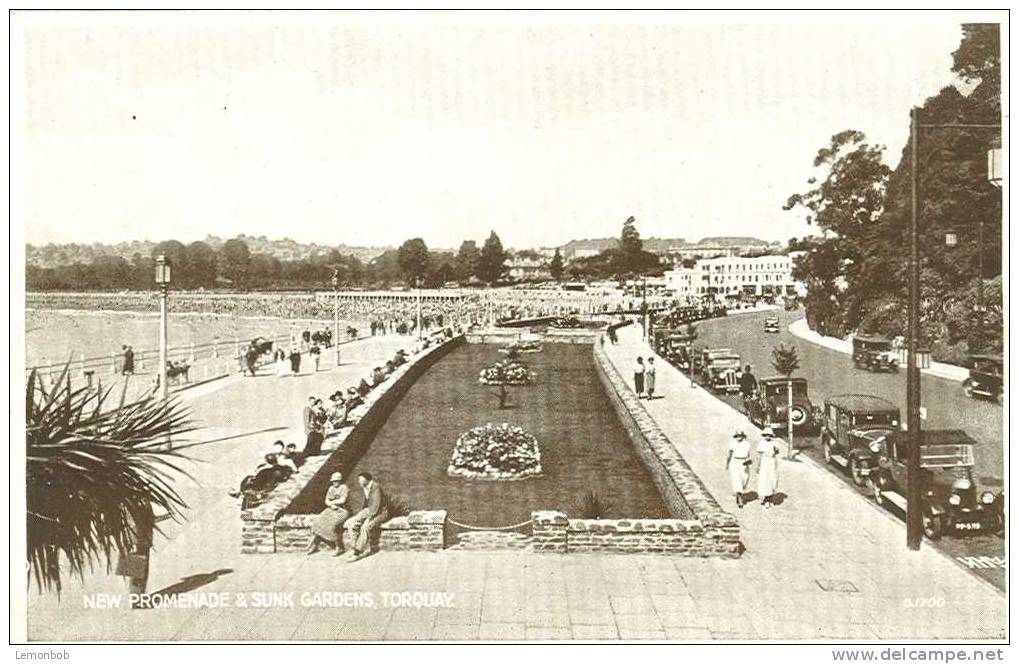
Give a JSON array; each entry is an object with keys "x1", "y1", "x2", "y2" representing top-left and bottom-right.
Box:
[
  {"x1": 906, "y1": 110, "x2": 1001, "y2": 550},
  {"x1": 641, "y1": 271, "x2": 648, "y2": 341},
  {"x1": 154, "y1": 255, "x2": 172, "y2": 442},
  {"x1": 331, "y1": 269, "x2": 341, "y2": 366},
  {"x1": 416, "y1": 276, "x2": 423, "y2": 341}
]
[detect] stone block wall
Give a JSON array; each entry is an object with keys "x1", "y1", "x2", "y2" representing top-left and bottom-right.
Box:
[
  {"x1": 589, "y1": 343, "x2": 741, "y2": 558},
  {"x1": 531, "y1": 511, "x2": 568, "y2": 552},
  {"x1": 240, "y1": 337, "x2": 461, "y2": 553},
  {"x1": 379, "y1": 510, "x2": 447, "y2": 551}
]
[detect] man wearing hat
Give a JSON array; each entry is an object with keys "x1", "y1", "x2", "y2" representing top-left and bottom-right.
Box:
[
  {"x1": 726, "y1": 430, "x2": 753, "y2": 508},
  {"x1": 756, "y1": 427, "x2": 781, "y2": 507}
]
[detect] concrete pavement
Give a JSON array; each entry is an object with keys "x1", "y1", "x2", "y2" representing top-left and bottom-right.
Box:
[
  {"x1": 602, "y1": 324, "x2": 1005, "y2": 640},
  {"x1": 23, "y1": 327, "x2": 1006, "y2": 642}
]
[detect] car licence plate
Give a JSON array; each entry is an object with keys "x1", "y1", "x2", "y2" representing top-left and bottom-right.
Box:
[{"x1": 954, "y1": 522, "x2": 982, "y2": 531}]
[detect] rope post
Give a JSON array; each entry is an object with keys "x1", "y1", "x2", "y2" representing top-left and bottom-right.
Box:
[
  {"x1": 111, "y1": 351, "x2": 118, "y2": 375},
  {"x1": 189, "y1": 341, "x2": 196, "y2": 364}
]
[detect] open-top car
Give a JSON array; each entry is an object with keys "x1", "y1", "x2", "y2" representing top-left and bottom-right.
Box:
[
  {"x1": 746, "y1": 377, "x2": 820, "y2": 433},
  {"x1": 963, "y1": 354, "x2": 1003, "y2": 402},
  {"x1": 852, "y1": 335, "x2": 900, "y2": 373},
  {"x1": 870, "y1": 430, "x2": 1004, "y2": 540},
  {"x1": 821, "y1": 394, "x2": 899, "y2": 486},
  {"x1": 763, "y1": 316, "x2": 780, "y2": 333},
  {"x1": 699, "y1": 348, "x2": 741, "y2": 393}
]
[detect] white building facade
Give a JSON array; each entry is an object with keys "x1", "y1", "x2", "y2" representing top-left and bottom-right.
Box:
[{"x1": 664, "y1": 255, "x2": 804, "y2": 299}]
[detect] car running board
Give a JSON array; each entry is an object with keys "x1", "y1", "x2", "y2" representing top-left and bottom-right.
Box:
[
  {"x1": 879, "y1": 491, "x2": 908, "y2": 511},
  {"x1": 830, "y1": 454, "x2": 848, "y2": 467}
]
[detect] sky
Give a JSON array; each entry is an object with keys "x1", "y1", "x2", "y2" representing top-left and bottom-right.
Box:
[{"x1": 14, "y1": 12, "x2": 972, "y2": 250}]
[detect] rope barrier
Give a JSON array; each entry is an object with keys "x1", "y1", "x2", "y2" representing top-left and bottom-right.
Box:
[{"x1": 445, "y1": 517, "x2": 533, "y2": 532}]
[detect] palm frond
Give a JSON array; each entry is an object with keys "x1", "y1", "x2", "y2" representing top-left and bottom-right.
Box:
[{"x1": 26, "y1": 364, "x2": 199, "y2": 594}]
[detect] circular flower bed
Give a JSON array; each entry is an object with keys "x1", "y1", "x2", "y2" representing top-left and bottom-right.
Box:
[
  {"x1": 447, "y1": 423, "x2": 542, "y2": 480},
  {"x1": 499, "y1": 340, "x2": 542, "y2": 355},
  {"x1": 550, "y1": 316, "x2": 582, "y2": 329},
  {"x1": 478, "y1": 360, "x2": 534, "y2": 386}
]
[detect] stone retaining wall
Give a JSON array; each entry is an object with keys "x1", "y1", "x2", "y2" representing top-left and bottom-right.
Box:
[
  {"x1": 240, "y1": 336, "x2": 462, "y2": 554},
  {"x1": 379, "y1": 510, "x2": 447, "y2": 551},
  {"x1": 588, "y1": 343, "x2": 741, "y2": 557}
]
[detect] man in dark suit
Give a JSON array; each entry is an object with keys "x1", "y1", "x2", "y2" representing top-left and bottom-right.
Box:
[
  {"x1": 345, "y1": 472, "x2": 389, "y2": 561},
  {"x1": 302, "y1": 396, "x2": 324, "y2": 456}
]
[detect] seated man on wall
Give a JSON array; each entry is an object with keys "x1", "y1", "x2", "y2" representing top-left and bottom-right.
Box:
[{"x1": 344, "y1": 472, "x2": 389, "y2": 562}]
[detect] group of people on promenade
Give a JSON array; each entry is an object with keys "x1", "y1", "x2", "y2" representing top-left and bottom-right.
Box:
[
  {"x1": 306, "y1": 471, "x2": 390, "y2": 562},
  {"x1": 726, "y1": 427, "x2": 782, "y2": 508}
]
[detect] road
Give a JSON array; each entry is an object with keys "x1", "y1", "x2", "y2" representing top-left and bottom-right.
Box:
[{"x1": 680, "y1": 308, "x2": 1006, "y2": 591}]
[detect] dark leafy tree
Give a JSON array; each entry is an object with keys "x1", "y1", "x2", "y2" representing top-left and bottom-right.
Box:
[
  {"x1": 476, "y1": 231, "x2": 507, "y2": 285},
  {"x1": 397, "y1": 238, "x2": 431, "y2": 285},
  {"x1": 219, "y1": 238, "x2": 251, "y2": 288},
  {"x1": 549, "y1": 249, "x2": 564, "y2": 280},
  {"x1": 454, "y1": 241, "x2": 481, "y2": 284}
]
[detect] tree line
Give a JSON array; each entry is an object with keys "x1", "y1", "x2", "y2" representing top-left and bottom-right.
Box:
[
  {"x1": 27, "y1": 217, "x2": 665, "y2": 291},
  {"x1": 784, "y1": 24, "x2": 1002, "y2": 363}
]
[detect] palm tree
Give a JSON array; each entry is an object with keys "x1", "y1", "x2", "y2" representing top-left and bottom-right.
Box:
[{"x1": 27, "y1": 364, "x2": 198, "y2": 593}]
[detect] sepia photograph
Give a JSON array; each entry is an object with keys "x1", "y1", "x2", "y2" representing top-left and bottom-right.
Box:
[{"x1": 8, "y1": 9, "x2": 1008, "y2": 652}]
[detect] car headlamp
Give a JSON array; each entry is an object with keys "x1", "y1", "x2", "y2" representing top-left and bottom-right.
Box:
[
  {"x1": 980, "y1": 491, "x2": 996, "y2": 505},
  {"x1": 869, "y1": 441, "x2": 882, "y2": 454},
  {"x1": 949, "y1": 494, "x2": 962, "y2": 506}
]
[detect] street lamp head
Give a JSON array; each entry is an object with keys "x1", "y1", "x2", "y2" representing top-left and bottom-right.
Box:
[{"x1": 154, "y1": 254, "x2": 172, "y2": 286}]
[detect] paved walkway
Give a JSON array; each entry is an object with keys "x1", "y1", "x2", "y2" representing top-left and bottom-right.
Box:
[
  {"x1": 787, "y1": 318, "x2": 969, "y2": 382},
  {"x1": 602, "y1": 324, "x2": 1005, "y2": 640},
  {"x1": 22, "y1": 328, "x2": 1006, "y2": 642}
]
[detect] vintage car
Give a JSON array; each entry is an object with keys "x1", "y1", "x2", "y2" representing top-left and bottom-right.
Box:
[
  {"x1": 784, "y1": 298, "x2": 799, "y2": 311},
  {"x1": 963, "y1": 354, "x2": 1003, "y2": 402},
  {"x1": 851, "y1": 335, "x2": 900, "y2": 373},
  {"x1": 821, "y1": 394, "x2": 900, "y2": 486},
  {"x1": 652, "y1": 326, "x2": 698, "y2": 370},
  {"x1": 763, "y1": 316, "x2": 781, "y2": 333},
  {"x1": 699, "y1": 348, "x2": 742, "y2": 393},
  {"x1": 870, "y1": 430, "x2": 1004, "y2": 540},
  {"x1": 746, "y1": 377, "x2": 820, "y2": 433}
]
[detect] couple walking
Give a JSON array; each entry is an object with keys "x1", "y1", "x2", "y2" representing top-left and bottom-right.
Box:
[
  {"x1": 632, "y1": 356, "x2": 658, "y2": 399},
  {"x1": 726, "y1": 427, "x2": 781, "y2": 508}
]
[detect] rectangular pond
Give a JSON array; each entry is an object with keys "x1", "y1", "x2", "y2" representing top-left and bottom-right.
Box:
[{"x1": 288, "y1": 342, "x2": 675, "y2": 528}]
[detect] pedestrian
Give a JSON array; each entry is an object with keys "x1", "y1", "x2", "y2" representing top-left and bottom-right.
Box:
[
  {"x1": 122, "y1": 345, "x2": 134, "y2": 376},
  {"x1": 757, "y1": 427, "x2": 781, "y2": 508},
  {"x1": 344, "y1": 472, "x2": 389, "y2": 561},
  {"x1": 289, "y1": 344, "x2": 302, "y2": 375},
  {"x1": 633, "y1": 357, "x2": 645, "y2": 398},
  {"x1": 274, "y1": 347, "x2": 287, "y2": 377},
  {"x1": 645, "y1": 357, "x2": 657, "y2": 399},
  {"x1": 302, "y1": 396, "x2": 324, "y2": 456},
  {"x1": 245, "y1": 346, "x2": 259, "y2": 377},
  {"x1": 307, "y1": 472, "x2": 351, "y2": 556},
  {"x1": 739, "y1": 364, "x2": 757, "y2": 399},
  {"x1": 310, "y1": 343, "x2": 321, "y2": 372},
  {"x1": 116, "y1": 502, "x2": 154, "y2": 607},
  {"x1": 726, "y1": 430, "x2": 752, "y2": 508}
]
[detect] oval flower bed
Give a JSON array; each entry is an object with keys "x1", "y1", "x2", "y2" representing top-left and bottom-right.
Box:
[
  {"x1": 478, "y1": 360, "x2": 535, "y2": 386},
  {"x1": 447, "y1": 423, "x2": 542, "y2": 481}
]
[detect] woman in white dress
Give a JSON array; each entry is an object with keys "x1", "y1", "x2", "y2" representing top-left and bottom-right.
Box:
[
  {"x1": 756, "y1": 427, "x2": 781, "y2": 508},
  {"x1": 725, "y1": 430, "x2": 752, "y2": 508}
]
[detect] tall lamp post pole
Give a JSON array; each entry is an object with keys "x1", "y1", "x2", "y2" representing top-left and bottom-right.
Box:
[
  {"x1": 416, "y1": 276, "x2": 423, "y2": 341},
  {"x1": 332, "y1": 270, "x2": 341, "y2": 366},
  {"x1": 906, "y1": 111, "x2": 1001, "y2": 550},
  {"x1": 154, "y1": 255, "x2": 172, "y2": 446},
  {"x1": 641, "y1": 271, "x2": 648, "y2": 341}
]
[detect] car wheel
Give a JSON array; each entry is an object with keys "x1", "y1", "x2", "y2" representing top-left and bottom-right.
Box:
[
  {"x1": 790, "y1": 406, "x2": 807, "y2": 427},
  {"x1": 870, "y1": 479, "x2": 885, "y2": 506},
  {"x1": 963, "y1": 382, "x2": 975, "y2": 398},
  {"x1": 849, "y1": 456, "x2": 866, "y2": 486},
  {"x1": 922, "y1": 512, "x2": 943, "y2": 541}
]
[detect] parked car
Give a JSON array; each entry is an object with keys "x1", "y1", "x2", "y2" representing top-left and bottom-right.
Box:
[
  {"x1": 963, "y1": 354, "x2": 1003, "y2": 402},
  {"x1": 653, "y1": 326, "x2": 697, "y2": 370},
  {"x1": 784, "y1": 298, "x2": 799, "y2": 312},
  {"x1": 763, "y1": 316, "x2": 780, "y2": 333},
  {"x1": 699, "y1": 348, "x2": 741, "y2": 393},
  {"x1": 821, "y1": 394, "x2": 900, "y2": 486},
  {"x1": 851, "y1": 335, "x2": 900, "y2": 373},
  {"x1": 746, "y1": 377, "x2": 820, "y2": 433},
  {"x1": 870, "y1": 430, "x2": 1004, "y2": 540}
]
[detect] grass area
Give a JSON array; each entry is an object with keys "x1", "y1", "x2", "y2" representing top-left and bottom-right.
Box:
[{"x1": 292, "y1": 343, "x2": 674, "y2": 527}]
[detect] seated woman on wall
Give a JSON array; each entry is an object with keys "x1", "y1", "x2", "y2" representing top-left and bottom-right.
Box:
[
  {"x1": 371, "y1": 366, "x2": 386, "y2": 386},
  {"x1": 357, "y1": 378, "x2": 372, "y2": 397},
  {"x1": 327, "y1": 392, "x2": 348, "y2": 430},
  {"x1": 307, "y1": 472, "x2": 352, "y2": 556}
]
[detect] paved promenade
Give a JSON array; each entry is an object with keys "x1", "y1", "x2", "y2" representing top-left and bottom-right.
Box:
[{"x1": 23, "y1": 328, "x2": 1006, "y2": 642}]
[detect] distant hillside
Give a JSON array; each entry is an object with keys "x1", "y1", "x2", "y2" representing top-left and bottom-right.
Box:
[
  {"x1": 26, "y1": 235, "x2": 390, "y2": 267},
  {"x1": 547, "y1": 235, "x2": 775, "y2": 257}
]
